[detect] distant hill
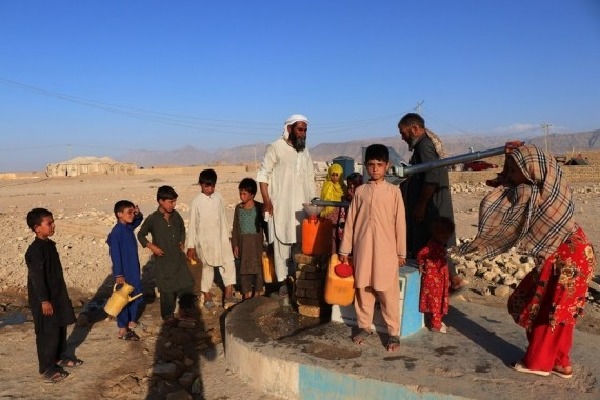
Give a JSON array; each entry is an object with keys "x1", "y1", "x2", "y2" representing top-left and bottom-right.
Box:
[{"x1": 118, "y1": 129, "x2": 600, "y2": 167}]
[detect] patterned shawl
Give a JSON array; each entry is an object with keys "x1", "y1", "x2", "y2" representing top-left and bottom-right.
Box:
[
  {"x1": 460, "y1": 144, "x2": 575, "y2": 263},
  {"x1": 425, "y1": 128, "x2": 446, "y2": 159}
]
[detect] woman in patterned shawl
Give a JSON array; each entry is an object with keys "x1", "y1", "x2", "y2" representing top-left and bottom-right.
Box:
[{"x1": 460, "y1": 144, "x2": 595, "y2": 378}]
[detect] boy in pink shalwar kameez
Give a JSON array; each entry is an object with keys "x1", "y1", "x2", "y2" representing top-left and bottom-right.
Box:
[{"x1": 339, "y1": 144, "x2": 407, "y2": 352}]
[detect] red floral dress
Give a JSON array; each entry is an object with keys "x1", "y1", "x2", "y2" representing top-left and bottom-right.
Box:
[
  {"x1": 417, "y1": 240, "x2": 450, "y2": 326},
  {"x1": 508, "y1": 226, "x2": 596, "y2": 331}
]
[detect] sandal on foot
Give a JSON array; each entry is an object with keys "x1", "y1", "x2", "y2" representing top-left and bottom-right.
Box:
[
  {"x1": 552, "y1": 366, "x2": 573, "y2": 379},
  {"x1": 57, "y1": 358, "x2": 83, "y2": 368},
  {"x1": 511, "y1": 361, "x2": 550, "y2": 376},
  {"x1": 386, "y1": 335, "x2": 400, "y2": 352},
  {"x1": 224, "y1": 296, "x2": 240, "y2": 304},
  {"x1": 430, "y1": 322, "x2": 448, "y2": 334},
  {"x1": 203, "y1": 300, "x2": 216, "y2": 311},
  {"x1": 278, "y1": 285, "x2": 288, "y2": 298},
  {"x1": 43, "y1": 367, "x2": 69, "y2": 384},
  {"x1": 118, "y1": 331, "x2": 140, "y2": 341},
  {"x1": 352, "y1": 328, "x2": 373, "y2": 345}
]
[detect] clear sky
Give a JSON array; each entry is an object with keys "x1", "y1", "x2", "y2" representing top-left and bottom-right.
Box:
[{"x1": 1, "y1": 0, "x2": 599, "y2": 172}]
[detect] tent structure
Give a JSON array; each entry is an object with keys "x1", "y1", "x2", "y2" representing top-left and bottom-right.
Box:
[{"x1": 46, "y1": 157, "x2": 137, "y2": 177}]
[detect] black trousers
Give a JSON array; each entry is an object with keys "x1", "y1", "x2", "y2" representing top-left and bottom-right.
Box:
[
  {"x1": 35, "y1": 323, "x2": 67, "y2": 374},
  {"x1": 159, "y1": 286, "x2": 194, "y2": 320}
]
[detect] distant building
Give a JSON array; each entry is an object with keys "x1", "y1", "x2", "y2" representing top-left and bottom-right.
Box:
[{"x1": 46, "y1": 157, "x2": 137, "y2": 177}]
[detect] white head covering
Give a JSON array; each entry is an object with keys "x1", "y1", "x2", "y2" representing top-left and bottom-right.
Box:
[{"x1": 282, "y1": 114, "x2": 308, "y2": 140}]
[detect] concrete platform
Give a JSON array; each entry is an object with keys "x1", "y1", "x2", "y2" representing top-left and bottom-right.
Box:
[{"x1": 225, "y1": 297, "x2": 600, "y2": 400}]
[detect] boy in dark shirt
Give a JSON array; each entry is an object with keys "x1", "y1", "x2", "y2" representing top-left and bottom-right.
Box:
[
  {"x1": 137, "y1": 186, "x2": 194, "y2": 324},
  {"x1": 25, "y1": 207, "x2": 80, "y2": 383}
]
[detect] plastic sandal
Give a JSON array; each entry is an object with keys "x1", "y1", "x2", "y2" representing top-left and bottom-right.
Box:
[
  {"x1": 552, "y1": 366, "x2": 573, "y2": 379},
  {"x1": 203, "y1": 300, "x2": 216, "y2": 311},
  {"x1": 386, "y1": 335, "x2": 400, "y2": 352},
  {"x1": 278, "y1": 285, "x2": 288, "y2": 298},
  {"x1": 43, "y1": 367, "x2": 69, "y2": 384},
  {"x1": 118, "y1": 331, "x2": 140, "y2": 341},
  {"x1": 511, "y1": 361, "x2": 550, "y2": 376},
  {"x1": 352, "y1": 328, "x2": 373, "y2": 345},
  {"x1": 57, "y1": 358, "x2": 84, "y2": 368}
]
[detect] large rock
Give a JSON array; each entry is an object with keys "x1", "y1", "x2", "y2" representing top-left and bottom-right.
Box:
[
  {"x1": 152, "y1": 362, "x2": 180, "y2": 380},
  {"x1": 494, "y1": 285, "x2": 510, "y2": 297}
]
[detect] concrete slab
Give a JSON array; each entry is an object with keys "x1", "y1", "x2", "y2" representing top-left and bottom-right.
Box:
[{"x1": 225, "y1": 297, "x2": 599, "y2": 400}]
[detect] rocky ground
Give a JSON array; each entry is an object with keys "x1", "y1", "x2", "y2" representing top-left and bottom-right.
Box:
[{"x1": 0, "y1": 170, "x2": 599, "y2": 399}]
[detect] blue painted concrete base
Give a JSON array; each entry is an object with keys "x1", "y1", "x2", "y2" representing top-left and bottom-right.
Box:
[
  {"x1": 299, "y1": 364, "x2": 461, "y2": 400},
  {"x1": 331, "y1": 264, "x2": 424, "y2": 337}
]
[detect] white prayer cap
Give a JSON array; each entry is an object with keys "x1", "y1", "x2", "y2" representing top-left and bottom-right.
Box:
[{"x1": 282, "y1": 114, "x2": 308, "y2": 139}]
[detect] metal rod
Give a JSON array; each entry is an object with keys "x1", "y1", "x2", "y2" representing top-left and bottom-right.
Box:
[
  {"x1": 311, "y1": 199, "x2": 350, "y2": 208},
  {"x1": 398, "y1": 146, "x2": 506, "y2": 177}
]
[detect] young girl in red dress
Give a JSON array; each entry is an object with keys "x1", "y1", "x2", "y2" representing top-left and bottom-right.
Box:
[{"x1": 417, "y1": 216, "x2": 455, "y2": 333}]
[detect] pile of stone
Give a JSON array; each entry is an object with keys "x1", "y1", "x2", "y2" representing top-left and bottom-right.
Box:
[
  {"x1": 450, "y1": 244, "x2": 536, "y2": 298},
  {"x1": 450, "y1": 182, "x2": 492, "y2": 194},
  {"x1": 450, "y1": 242, "x2": 600, "y2": 312}
]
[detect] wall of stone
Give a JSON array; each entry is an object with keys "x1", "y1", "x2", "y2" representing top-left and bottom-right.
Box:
[{"x1": 450, "y1": 165, "x2": 600, "y2": 184}]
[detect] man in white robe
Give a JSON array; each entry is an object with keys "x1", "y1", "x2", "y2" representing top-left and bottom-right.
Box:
[{"x1": 257, "y1": 114, "x2": 316, "y2": 295}]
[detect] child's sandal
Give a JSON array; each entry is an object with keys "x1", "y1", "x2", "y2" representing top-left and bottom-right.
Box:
[
  {"x1": 352, "y1": 328, "x2": 373, "y2": 345},
  {"x1": 42, "y1": 367, "x2": 69, "y2": 383},
  {"x1": 56, "y1": 358, "x2": 84, "y2": 368},
  {"x1": 386, "y1": 335, "x2": 400, "y2": 352}
]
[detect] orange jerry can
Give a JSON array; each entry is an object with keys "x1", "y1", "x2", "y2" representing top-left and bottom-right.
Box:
[
  {"x1": 262, "y1": 251, "x2": 276, "y2": 283},
  {"x1": 301, "y1": 217, "x2": 333, "y2": 256},
  {"x1": 324, "y1": 253, "x2": 355, "y2": 306}
]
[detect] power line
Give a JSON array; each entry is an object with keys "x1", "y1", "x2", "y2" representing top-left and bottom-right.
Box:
[{"x1": 0, "y1": 77, "x2": 405, "y2": 137}]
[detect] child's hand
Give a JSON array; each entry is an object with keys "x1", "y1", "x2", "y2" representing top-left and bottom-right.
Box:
[
  {"x1": 186, "y1": 248, "x2": 197, "y2": 261},
  {"x1": 115, "y1": 276, "x2": 125, "y2": 285},
  {"x1": 339, "y1": 254, "x2": 348, "y2": 264},
  {"x1": 398, "y1": 256, "x2": 406, "y2": 267},
  {"x1": 233, "y1": 246, "x2": 240, "y2": 258},
  {"x1": 418, "y1": 264, "x2": 425, "y2": 274},
  {"x1": 41, "y1": 301, "x2": 54, "y2": 316}
]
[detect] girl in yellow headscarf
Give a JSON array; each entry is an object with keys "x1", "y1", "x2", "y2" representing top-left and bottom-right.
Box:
[
  {"x1": 319, "y1": 163, "x2": 346, "y2": 251},
  {"x1": 320, "y1": 163, "x2": 346, "y2": 217}
]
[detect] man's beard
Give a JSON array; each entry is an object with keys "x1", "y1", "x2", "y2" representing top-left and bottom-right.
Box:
[
  {"x1": 289, "y1": 132, "x2": 306, "y2": 152},
  {"x1": 406, "y1": 135, "x2": 418, "y2": 151}
]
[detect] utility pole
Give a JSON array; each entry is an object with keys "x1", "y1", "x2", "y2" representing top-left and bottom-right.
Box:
[
  {"x1": 414, "y1": 100, "x2": 424, "y2": 115},
  {"x1": 541, "y1": 123, "x2": 552, "y2": 153}
]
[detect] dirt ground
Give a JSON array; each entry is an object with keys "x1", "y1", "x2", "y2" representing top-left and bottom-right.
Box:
[{"x1": 0, "y1": 169, "x2": 599, "y2": 399}]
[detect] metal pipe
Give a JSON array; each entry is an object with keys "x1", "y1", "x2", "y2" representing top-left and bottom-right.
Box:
[
  {"x1": 311, "y1": 199, "x2": 350, "y2": 208},
  {"x1": 398, "y1": 146, "x2": 506, "y2": 177}
]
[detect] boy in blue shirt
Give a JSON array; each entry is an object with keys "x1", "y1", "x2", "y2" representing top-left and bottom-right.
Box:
[{"x1": 107, "y1": 200, "x2": 144, "y2": 340}]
